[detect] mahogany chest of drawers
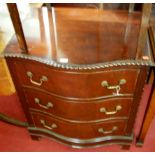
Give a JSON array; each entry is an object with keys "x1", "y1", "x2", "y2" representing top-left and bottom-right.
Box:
[
  {"x1": 5, "y1": 57, "x2": 151, "y2": 148},
  {"x1": 3, "y1": 4, "x2": 155, "y2": 149}
]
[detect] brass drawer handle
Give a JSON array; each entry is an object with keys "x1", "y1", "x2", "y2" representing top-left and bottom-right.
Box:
[
  {"x1": 98, "y1": 126, "x2": 118, "y2": 134},
  {"x1": 34, "y1": 98, "x2": 53, "y2": 109},
  {"x1": 101, "y1": 79, "x2": 126, "y2": 95},
  {"x1": 100, "y1": 105, "x2": 122, "y2": 115},
  {"x1": 40, "y1": 119, "x2": 57, "y2": 130},
  {"x1": 27, "y1": 71, "x2": 48, "y2": 86}
]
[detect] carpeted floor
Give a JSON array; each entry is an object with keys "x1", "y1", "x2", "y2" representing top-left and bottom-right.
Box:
[{"x1": 0, "y1": 85, "x2": 155, "y2": 152}]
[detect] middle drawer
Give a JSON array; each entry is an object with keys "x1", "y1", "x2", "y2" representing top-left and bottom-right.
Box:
[{"x1": 24, "y1": 88, "x2": 132, "y2": 121}]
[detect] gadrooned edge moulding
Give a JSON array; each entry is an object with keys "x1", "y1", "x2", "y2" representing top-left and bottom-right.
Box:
[{"x1": 1, "y1": 53, "x2": 155, "y2": 70}]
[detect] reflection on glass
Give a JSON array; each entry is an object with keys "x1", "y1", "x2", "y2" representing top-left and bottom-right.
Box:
[{"x1": 6, "y1": 5, "x2": 142, "y2": 65}]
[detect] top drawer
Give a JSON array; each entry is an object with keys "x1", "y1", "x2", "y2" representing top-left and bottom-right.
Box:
[{"x1": 13, "y1": 59, "x2": 139, "y2": 98}]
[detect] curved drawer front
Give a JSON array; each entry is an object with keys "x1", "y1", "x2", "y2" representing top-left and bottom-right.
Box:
[
  {"x1": 31, "y1": 112, "x2": 127, "y2": 139},
  {"x1": 14, "y1": 60, "x2": 139, "y2": 98},
  {"x1": 25, "y1": 88, "x2": 132, "y2": 121}
]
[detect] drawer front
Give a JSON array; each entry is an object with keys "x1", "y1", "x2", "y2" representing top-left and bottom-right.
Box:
[
  {"x1": 25, "y1": 88, "x2": 132, "y2": 121},
  {"x1": 31, "y1": 112, "x2": 127, "y2": 139},
  {"x1": 14, "y1": 60, "x2": 139, "y2": 98}
]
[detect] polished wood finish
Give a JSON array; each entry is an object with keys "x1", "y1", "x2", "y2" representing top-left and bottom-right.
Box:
[
  {"x1": 6, "y1": 56, "x2": 149, "y2": 148},
  {"x1": 24, "y1": 88, "x2": 132, "y2": 121},
  {"x1": 149, "y1": 27, "x2": 155, "y2": 60},
  {"x1": 4, "y1": 5, "x2": 154, "y2": 149},
  {"x1": 7, "y1": 4, "x2": 28, "y2": 53},
  {"x1": 136, "y1": 79, "x2": 155, "y2": 146},
  {"x1": 136, "y1": 22, "x2": 155, "y2": 145},
  {"x1": 29, "y1": 126, "x2": 133, "y2": 148},
  {"x1": 136, "y1": 4, "x2": 152, "y2": 58},
  {"x1": 6, "y1": 58, "x2": 34, "y2": 125},
  {"x1": 5, "y1": 7, "x2": 143, "y2": 64},
  {"x1": 125, "y1": 67, "x2": 148, "y2": 136},
  {"x1": 31, "y1": 112, "x2": 127, "y2": 139},
  {"x1": 51, "y1": 3, "x2": 140, "y2": 11},
  {"x1": 13, "y1": 59, "x2": 139, "y2": 98}
]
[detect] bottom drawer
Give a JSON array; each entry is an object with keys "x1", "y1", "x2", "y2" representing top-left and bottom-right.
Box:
[{"x1": 31, "y1": 112, "x2": 127, "y2": 139}]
